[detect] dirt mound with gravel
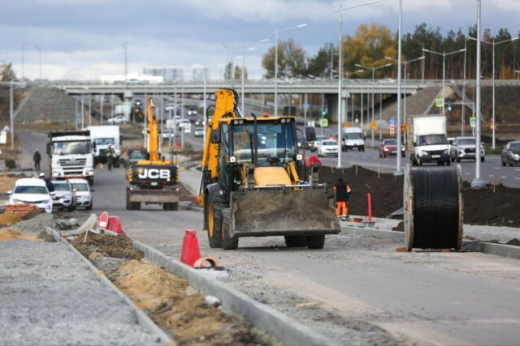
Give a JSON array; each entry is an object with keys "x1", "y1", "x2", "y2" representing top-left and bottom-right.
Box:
[
  {"x1": 0, "y1": 228, "x2": 42, "y2": 242},
  {"x1": 73, "y1": 233, "x2": 275, "y2": 346},
  {"x1": 0, "y1": 211, "x2": 22, "y2": 226},
  {"x1": 318, "y1": 165, "x2": 520, "y2": 227}
]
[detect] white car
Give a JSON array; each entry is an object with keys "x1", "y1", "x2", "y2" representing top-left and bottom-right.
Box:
[
  {"x1": 311, "y1": 135, "x2": 328, "y2": 152},
  {"x1": 318, "y1": 140, "x2": 339, "y2": 157},
  {"x1": 69, "y1": 179, "x2": 93, "y2": 210},
  {"x1": 194, "y1": 127, "x2": 204, "y2": 137},
  {"x1": 9, "y1": 178, "x2": 53, "y2": 214},
  {"x1": 51, "y1": 180, "x2": 76, "y2": 212},
  {"x1": 107, "y1": 116, "x2": 126, "y2": 124}
]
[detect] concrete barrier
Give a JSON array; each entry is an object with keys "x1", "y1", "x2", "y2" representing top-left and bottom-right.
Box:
[
  {"x1": 133, "y1": 240, "x2": 333, "y2": 346},
  {"x1": 463, "y1": 241, "x2": 520, "y2": 260}
]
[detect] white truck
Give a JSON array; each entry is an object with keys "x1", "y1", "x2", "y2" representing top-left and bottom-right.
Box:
[
  {"x1": 47, "y1": 130, "x2": 95, "y2": 185},
  {"x1": 342, "y1": 127, "x2": 365, "y2": 152},
  {"x1": 410, "y1": 115, "x2": 451, "y2": 166},
  {"x1": 87, "y1": 125, "x2": 121, "y2": 167},
  {"x1": 108, "y1": 102, "x2": 131, "y2": 124}
]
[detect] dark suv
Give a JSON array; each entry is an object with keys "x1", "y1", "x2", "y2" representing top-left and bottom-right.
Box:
[{"x1": 501, "y1": 141, "x2": 520, "y2": 166}]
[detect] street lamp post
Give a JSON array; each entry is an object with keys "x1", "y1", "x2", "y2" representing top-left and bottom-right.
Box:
[
  {"x1": 335, "y1": 0, "x2": 378, "y2": 168},
  {"x1": 468, "y1": 35, "x2": 519, "y2": 150},
  {"x1": 472, "y1": 0, "x2": 486, "y2": 189},
  {"x1": 385, "y1": 55, "x2": 425, "y2": 143},
  {"x1": 422, "y1": 48, "x2": 467, "y2": 116},
  {"x1": 355, "y1": 62, "x2": 392, "y2": 146},
  {"x1": 122, "y1": 43, "x2": 128, "y2": 81},
  {"x1": 274, "y1": 24, "x2": 307, "y2": 117},
  {"x1": 34, "y1": 45, "x2": 42, "y2": 81},
  {"x1": 395, "y1": 0, "x2": 403, "y2": 176}
]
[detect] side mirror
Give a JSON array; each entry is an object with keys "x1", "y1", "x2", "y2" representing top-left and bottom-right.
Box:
[
  {"x1": 7, "y1": 190, "x2": 12, "y2": 195},
  {"x1": 92, "y1": 142, "x2": 97, "y2": 151},
  {"x1": 72, "y1": 189, "x2": 77, "y2": 192},
  {"x1": 305, "y1": 127, "x2": 316, "y2": 141},
  {"x1": 211, "y1": 129, "x2": 221, "y2": 144},
  {"x1": 50, "y1": 192, "x2": 55, "y2": 196}
]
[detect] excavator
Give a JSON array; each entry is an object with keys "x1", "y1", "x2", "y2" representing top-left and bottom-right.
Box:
[
  {"x1": 126, "y1": 97, "x2": 179, "y2": 210},
  {"x1": 199, "y1": 89, "x2": 340, "y2": 250}
]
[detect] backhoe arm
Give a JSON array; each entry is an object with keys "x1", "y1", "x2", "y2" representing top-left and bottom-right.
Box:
[{"x1": 146, "y1": 97, "x2": 160, "y2": 162}]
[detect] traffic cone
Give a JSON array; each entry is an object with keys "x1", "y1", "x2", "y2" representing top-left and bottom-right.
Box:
[
  {"x1": 106, "y1": 216, "x2": 125, "y2": 236},
  {"x1": 181, "y1": 229, "x2": 201, "y2": 266}
]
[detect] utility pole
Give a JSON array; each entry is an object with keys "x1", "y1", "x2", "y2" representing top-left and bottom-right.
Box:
[
  {"x1": 395, "y1": 0, "x2": 403, "y2": 176},
  {"x1": 10, "y1": 82, "x2": 14, "y2": 150},
  {"x1": 472, "y1": 0, "x2": 485, "y2": 189},
  {"x1": 21, "y1": 43, "x2": 25, "y2": 81},
  {"x1": 122, "y1": 43, "x2": 128, "y2": 81}
]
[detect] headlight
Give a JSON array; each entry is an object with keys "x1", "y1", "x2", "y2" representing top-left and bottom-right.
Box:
[
  {"x1": 229, "y1": 156, "x2": 236, "y2": 163},
  {"x1": 88, "y1": 171, "x2": 94, "y2": 175},
  {"x1": 296, "y1": 154, "x2": 303, "y2": 161},
  {"x1": 514, "y1": 154, "x2": 520, "y2": 159},
  {"x1": 420, "y1": 151, "x2": 428, "y2": 156},
  {"x1": 443, "y1": 150, "x2": 449, "y2": 155}
]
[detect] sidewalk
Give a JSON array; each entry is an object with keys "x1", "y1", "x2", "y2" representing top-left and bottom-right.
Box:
[
  {"x1": 0, "y1": 238, "x2": 159, "y2": 345},
  {"x1": 180, "y1": 168, "x2": 201, "y2": 196}
]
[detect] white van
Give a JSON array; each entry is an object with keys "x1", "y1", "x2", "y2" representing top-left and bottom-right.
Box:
[
  {"x1": 88, "y1": 126, "x2": 121, "y2": 167},
  {"x1": 342, "y1": 127, "x2": 365, "y2": 152}
]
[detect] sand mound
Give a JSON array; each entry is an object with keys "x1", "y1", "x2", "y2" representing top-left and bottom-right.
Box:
[{"x1": 0, "y1": 228, "x2": 42, "y2": 242}]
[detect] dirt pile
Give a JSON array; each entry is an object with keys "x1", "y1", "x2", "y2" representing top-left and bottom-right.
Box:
[
  {"x1": 72, "y1": 233, "x2": 144, "y2": 260},
  {"x1": 318, "y1": 165, "x2": 520, "y2": 227},
  {"x1": 0, "y1": 174, "x2": 22, "y2": 193},
  {"x1": 0, "y1": 228, "x2": 42, "y2": 242},
  {"x1": 73, "y1": 233, "x2": 274, "y2": 346},
  {"x1": 0, "y1": 211, "x2": 22, "y2": 226}
]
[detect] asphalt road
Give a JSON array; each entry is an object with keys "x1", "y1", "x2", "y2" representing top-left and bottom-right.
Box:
[{"x1": 17, "y1": 131, "x2": 520, "y2": 345}]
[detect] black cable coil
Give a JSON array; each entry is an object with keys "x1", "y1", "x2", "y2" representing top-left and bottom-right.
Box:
[{"x1": 410, "y1": 168, "x2": 461, "y2": 250}]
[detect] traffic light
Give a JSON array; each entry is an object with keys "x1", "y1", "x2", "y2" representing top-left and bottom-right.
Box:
[
  {"x1": 447, "y1": 102, "x2": 453, "y2": 112},
  {"x1": 321, "y1": 109, "x2": 327, "y2": 118}
]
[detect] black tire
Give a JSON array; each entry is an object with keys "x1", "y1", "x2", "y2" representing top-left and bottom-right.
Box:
[
  {"x1": 206, "y1": 200, "x2": 223, "y2": 248},
  {"x1": 402, "y1": 153, "x2": 406, "y2": 158},
  {"x1": 502, "y1": 159, "x2": 506, "y2": 167},
  {"x1": 383, "y1": 154, "x2": 386, "y2": 158},
  {"x1": 126, "y1": 188, "x2": 132, "y2": 210},
  {"x1": 86, "y1": 199, "x2": 93, "y2": 210},
  {"x1": 446, "y1": 160, "x2": 451, "y2": 166},
  {"x1": 222, "y1": 209, "x2": 238, "y2": 250},
  {"x1": 411, "y1": 155, "x2": 417, "y2": 167},
  {"x1": 379, "y1": 153, "x2": 382, "y2": 158},
  {"x1": 285, "y1": 235, "x2": 308, "y2": 248},
  {"x1": 307, "y1": 235, "x2": 325, "y2": 249},
  {"x1": 88, "y1": 177, "x2": 94, "y2": 186},
  {"x1": 456, "y1": 157, "x2": 461, "y2": 163},
  {"x1": 481, "y1": 157, "x2": 485, "y2": 163},
  {"x1": 133, "y1": 201, "x2": 140, "y2": 210},
  {"x1": 418, "y1": 158, "x2": 423, "y2": 166}
]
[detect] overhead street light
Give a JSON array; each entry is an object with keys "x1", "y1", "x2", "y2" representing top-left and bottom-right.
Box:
[
  {"x1": 122, "y1": 43, "x2": 128, "y2": 81},
  {"x1": 422, "y1": 48, "x2": 466, "y2": 116},
  {"x1": 335, "y1": 0, "x2": 378, "y2": 168},
  {"x1": 468, "y1": 35, "x2": 519, "y2": 150},
  {"x1": 355, "y1": 62, "x2": 392, "y2": 146},
  {"x1": 273, "y1": 23, "x2": 307, "y2": 117}
]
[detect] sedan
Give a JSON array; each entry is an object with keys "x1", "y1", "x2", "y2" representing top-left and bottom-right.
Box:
[
  {"x1": 194, "y1": 127, "x2": 204, "y2": 137},
  {"x1": 501, "y1": 141, "x2": 520, "y2": 167},
  {"x1": 318, "y1": 140, "x2": 339, "y2": 157},
  {"x1": 379, "y1": 139, "x2": 405, "y2": 158}
]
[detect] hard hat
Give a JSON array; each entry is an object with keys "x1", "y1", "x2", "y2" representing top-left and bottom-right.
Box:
[{"x1": 39, "y1": 172, "x2": 45, "y2": 177}]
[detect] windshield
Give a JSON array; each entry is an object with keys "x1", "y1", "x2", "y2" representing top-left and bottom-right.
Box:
[
  {"x1": 322, "y1": 141, "x2": 337, "y2": 146},
  {"x1": 53, "y1": 141, "x2": 91, "y2": 155},
  {"x1": 94, "y1": 138, "x2": 115, "y2": 145},
  {"x1": 384, "y1": 139, "x2": 397, "y2": 145},
  {"x1": 128, "y1": 150, "x2": 148, "y2": 161},
  {"x1": 72, "y1": 183, "x2": 89, "y2": 192},
  {"x1": 345, "y1": 132, "x2": 363, "y2": 140},
  {"x1": 511, "y1": 143, "x2": 520, "y2": 154},
  {"x1": 14, "y1": 186, "x2": 48, "y2": 194},
  {"x1": 231, "y1": 122, "x2": 296, "y2": 164},
  {"x1": 458, "y1": 138, "x2": 475, "y2": 146},
  {"x1": 53, "y1": 183, "x2": 70, "y2": 192},
  {"x1": 418, "y1": 134, "x2": 447, "y2": 146}
]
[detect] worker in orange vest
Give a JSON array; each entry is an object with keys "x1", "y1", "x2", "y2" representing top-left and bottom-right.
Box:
[{"x1": 334, "y1": 177, "x2": 352, "y2": 221}]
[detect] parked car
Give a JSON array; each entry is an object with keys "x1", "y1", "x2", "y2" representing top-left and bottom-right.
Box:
[
  {"x1": 187, "y1": 108, "x2": 198, "y2": 116},
  {"x1": 379, "y1": 139, "x2": 405, "y2": 158},
  {"x1": 311, "y1": 135, "x2": 328, "y2": 152},
  {"x1": 69, "y1": 179, "x2": 93, "y2": 210},
  {"x1": 317, "y1": 140, "x2": 339, "y2": 157},
  {"x1": 450, "y1": 136, "x2": 485, "y2": 162},
  {"x1": 107, "y1": 116, "x2": 126, "y2": 124},
  {"x1": 501, "y1": 141, "x2": 520, "y2": 166},
  {"x1": 194, "y1": 127, "x2": 204, "y2": 137},
  {"x1": 8, "y1": 178, "x2": 52, "y2": 213},
  {"x1": 51, "y1": 180, "x2": 76, "y2": 212}
]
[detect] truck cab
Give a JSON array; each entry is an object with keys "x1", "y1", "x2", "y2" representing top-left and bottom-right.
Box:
[
  {"x1": 88, "y1": 125, "x2": 121, "y2": 167},
  {"x1": 47, "y1": 131, "x2": 95, "y2": 185},
  {"x1": 342, "y1": 127, "x2": 365, "y2": 152},
  {"x1": 410, "y1": 116, "x2": 451, "y2": 166}
]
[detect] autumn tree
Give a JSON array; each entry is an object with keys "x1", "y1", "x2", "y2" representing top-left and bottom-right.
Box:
[
  {"x1": 0, "y1": 63, "x2": 16, "y2": 82},
  {"x1": 262, "y1": 39, "x2": 307, "y2": 78}
]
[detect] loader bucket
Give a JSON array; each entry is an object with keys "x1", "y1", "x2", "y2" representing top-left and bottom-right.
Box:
[{"x1": 229, "y1": 187, "x2": 340, "y2": 238}]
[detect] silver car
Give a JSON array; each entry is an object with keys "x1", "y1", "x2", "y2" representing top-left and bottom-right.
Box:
[{"x1": 51, "y1": 180, "x2": 76, "y2": 212}]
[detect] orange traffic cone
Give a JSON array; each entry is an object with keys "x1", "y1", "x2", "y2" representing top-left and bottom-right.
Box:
[{"x1": 181, "y1": 229, "x2": 201, "y2": 266}]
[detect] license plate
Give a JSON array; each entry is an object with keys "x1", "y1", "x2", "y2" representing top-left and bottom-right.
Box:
[
  {"x1": 151, "y1": 182, "x2": 158, "y2": 186},
  {"x1": 432, "y1": 155, "x2": 440, "y2": 158},
  {"x1": 391, "y1": 151, "x2": 396, "y2": 154}
]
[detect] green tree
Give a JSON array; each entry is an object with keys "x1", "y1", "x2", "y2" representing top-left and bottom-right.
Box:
[
  {"x1": 234, "y1": 65, "x2": 248, "y2": 80},
  {"x1": 262, "y1": 39, "x2": 307, "y2": 78},
  {"x1": 307, "y1": 43, "x2": 336, "y2": 78}
]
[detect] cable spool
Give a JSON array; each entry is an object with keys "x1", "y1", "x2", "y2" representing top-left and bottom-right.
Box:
[{"x1": 404, "y1": 165, "x2": 463, "y2": 251}]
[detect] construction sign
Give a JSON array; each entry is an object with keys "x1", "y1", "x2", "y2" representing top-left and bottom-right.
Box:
[
  {"x1": 370, "y1": 121, "x2": 377, "y2": 130},
  {"x1": 343, "y1": 121, "x2": 350, "y2": 128},
  {"x1": 390, "y1": 124, "x2": 395, "y2": 137}
]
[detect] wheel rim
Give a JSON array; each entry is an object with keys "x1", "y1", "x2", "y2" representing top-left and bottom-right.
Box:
[{"x1": 208, "y1": 203, "x2": 214, "y2": 237}]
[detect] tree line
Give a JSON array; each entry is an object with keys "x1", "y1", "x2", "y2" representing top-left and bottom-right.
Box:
[{"x1": 261, "y1": 22, "x2": 520, "y2": 81}]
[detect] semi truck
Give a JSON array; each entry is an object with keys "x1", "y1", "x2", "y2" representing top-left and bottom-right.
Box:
[
  {"x1": 47, "y1": 130, "x2": 95, "y2": 185},
  {"x1": 87, "y1": 125, "x2": 121, "y2": 167},
  {"x1": 409, "y1": 115, "x2": 451, "y2": 166}
]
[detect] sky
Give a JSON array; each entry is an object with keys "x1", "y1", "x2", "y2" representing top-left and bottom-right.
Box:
[{"x1": 1, "y1": 0, "x2": 519, "y2": 81}]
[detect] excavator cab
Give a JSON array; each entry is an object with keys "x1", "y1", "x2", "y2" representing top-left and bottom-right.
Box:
[{"x1": 200, "y1": 89, "x2": 339, "y2": 250}]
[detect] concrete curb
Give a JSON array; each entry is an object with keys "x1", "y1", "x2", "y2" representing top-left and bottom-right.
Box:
[
  {"x1": 463, "y1": 241, "x2": 520, "y2": 259},
  {"x1": 133, "y1": 240, "x2": 334, "y2": 346},
  {"x1": 341, "y1": 222, "x2": 520, "y2": 260},
  {"x1": 51, "y1": 230, "x2": 174, "y2": 346}
]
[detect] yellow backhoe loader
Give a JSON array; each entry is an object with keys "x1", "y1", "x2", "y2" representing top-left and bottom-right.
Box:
[
  {"x1": 199, "y1": 89, "x2": 339, "y2": 250},
  {"x1": 126, "y1": 97, "x2": 179, "y2": 210}
]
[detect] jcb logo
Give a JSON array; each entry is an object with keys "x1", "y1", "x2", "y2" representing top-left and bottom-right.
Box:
[{"x1": 137, "y1": 168, "x2": 171, "y2": 179}]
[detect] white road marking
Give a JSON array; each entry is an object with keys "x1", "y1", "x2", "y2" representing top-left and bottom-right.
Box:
[
  {"x1": 493, "y1": 167, "x2": 500, "y2": 170},
  {"x1": 488, "y1": 175, "x2": 495, "y2": 177},
  {"x1": 501, "y1": 176, "x2": 507, "y2": 179}
]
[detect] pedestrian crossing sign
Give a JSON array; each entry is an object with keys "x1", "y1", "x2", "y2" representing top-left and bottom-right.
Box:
[{"x1": 320, "y1": 119, "x2": 329, "y2": 128}]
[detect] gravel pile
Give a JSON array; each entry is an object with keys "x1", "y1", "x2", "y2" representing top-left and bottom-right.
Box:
[
  {"x1": 0, "y1": 239, "x2": 161, "y2": 345},
  {"x1": 9, "y1": 213, "x2": 54, "y2": 235}
]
